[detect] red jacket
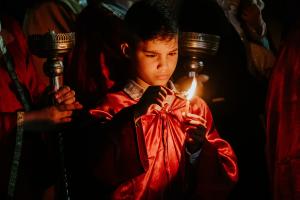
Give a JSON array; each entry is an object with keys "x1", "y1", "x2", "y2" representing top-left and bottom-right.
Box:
[{"x1": 89, "y1": 81, "x2": 238, "y2": 200}]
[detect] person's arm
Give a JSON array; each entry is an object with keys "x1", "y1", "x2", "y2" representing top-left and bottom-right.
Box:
[
  {"x1": 0, "y1": 86, "x2": 82, "y2": 139},
  {"x1": 0, "y1": 16, "x2": 81, "y2": 139},
  {"x1": 26, "y1": 86, "x2": 82, "y2": 130},
  {"x1": 185, "y1": 97, "x2": 239, "y2": 200}
]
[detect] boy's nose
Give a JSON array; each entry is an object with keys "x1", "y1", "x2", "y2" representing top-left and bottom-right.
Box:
[{"x1": 157, "y1": 57, "x2": 169, "y2": 70}]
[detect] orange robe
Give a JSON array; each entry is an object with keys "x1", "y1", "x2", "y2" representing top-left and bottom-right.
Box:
[{"x1": 89, "y1": 81, "x2": 238, "y2": 200}]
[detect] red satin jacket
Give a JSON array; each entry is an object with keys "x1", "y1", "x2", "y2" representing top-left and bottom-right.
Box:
[{"x1": 89, "y1": 81, "x2": 238, "y2": 200}]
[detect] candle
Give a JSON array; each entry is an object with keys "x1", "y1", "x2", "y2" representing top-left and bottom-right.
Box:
[
  {"x1": 185, "y1": 75, "x2": 197, "y2": 113},
  {"x1": 185, "y1": 99, "x2": 190, "y2": 113}
]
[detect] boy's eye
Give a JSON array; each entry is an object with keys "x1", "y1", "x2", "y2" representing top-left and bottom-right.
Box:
[
  {"x1": 145, "y1": 54, "x2": 157, "y2": 57},
  {"x1": 169, "y1": 52, "x2": 177, "y2": 56}
]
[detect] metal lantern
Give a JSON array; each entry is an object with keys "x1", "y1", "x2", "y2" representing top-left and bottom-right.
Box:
[
  {"x1": 28, "y1": 30, "x2": 75, "y2": 92},
  {"x1": 179, "y1": 32, "x2": 220, "y2": 77},
  {"x1": 28, "y1": 30, "x2": 75, "y2": 200}
]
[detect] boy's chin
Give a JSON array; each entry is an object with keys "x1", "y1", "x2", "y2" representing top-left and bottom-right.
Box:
[{"x1": 151, "y1": 80, "x2": 169, "y2": 86}]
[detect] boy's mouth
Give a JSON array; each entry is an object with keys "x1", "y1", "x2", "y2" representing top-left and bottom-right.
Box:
[{"x1": 156, "y1": 74, "x2": 170, "y2": 80}]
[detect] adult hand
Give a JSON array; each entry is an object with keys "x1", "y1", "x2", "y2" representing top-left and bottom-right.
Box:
[
  {"x1": 40, "y1": 102, "x2": 83, "y2": 123},
  {"x1": 54, "y1": 86, "x2": 76, "y2": 104},
  {"x1": 24, "y1": 89, "x2": 83, "y2": 132}
]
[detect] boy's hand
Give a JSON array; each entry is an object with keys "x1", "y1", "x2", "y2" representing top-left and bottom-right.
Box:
[
  {"x1": 182, "y1": 112, "x2": 207, "y2": 153},
  {"x1": 135, "y1": 86, "x2": 169, "y2": 116}
]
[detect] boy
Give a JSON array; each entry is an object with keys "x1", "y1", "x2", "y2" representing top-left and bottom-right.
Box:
[{"x1": 88, "y1": 1, "x2": 238, "y2": 199}]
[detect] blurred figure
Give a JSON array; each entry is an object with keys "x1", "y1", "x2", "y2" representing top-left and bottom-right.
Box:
[
  {"x1": 66, "y1": 0, "x2": 139, "y2": 108},
  {"x1": 23, "y1": 0, "x2": 87, "y2": 85},
  {"x1": 63, "y1": 1, "x2": 138, "y2": 199},
  {"x1": 0, "y1": 15, "x2": 82, "y2": 199},
  {"x1": 217, "y1": 0, "x2": 275, "y2": 78},
  {"x1": 266, "y1": 1, "x2": 300, "y2": 199}
]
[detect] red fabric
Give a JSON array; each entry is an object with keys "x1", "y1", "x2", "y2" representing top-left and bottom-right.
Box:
[
  {"x1": 90, "y1": 90, "x2": 238, "y2": 199},
  {"x1": 266, "y1": 29, "x2": 300, "y2": 200},
  {"x1": 0, "y1": 16, "x2": 48, "y2": 199},
  {"x1": 0, "y1": 16, "x2": 46, "y2": 138}
]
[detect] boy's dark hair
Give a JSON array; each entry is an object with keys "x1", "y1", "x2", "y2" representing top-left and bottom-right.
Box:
[{"x1": 124, "y1": 0, "x2": 178, "y2": 47}]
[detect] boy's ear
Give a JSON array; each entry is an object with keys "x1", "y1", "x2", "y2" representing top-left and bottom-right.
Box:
[{"x1": 121, "y1": 43, "x2": 130, "y2": 58}]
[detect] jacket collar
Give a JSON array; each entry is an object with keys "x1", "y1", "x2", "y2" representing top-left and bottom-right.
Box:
[{"x1": 123, "y1": 80, "x2": 178, "y2": 101}]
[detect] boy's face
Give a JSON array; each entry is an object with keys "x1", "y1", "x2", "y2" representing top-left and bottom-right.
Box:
[{"x1": 129, "y1": 36, "x2": 178, "y2": 88}]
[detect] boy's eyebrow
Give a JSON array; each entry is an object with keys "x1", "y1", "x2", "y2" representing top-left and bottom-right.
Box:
[
  {"x1": 143, "y1": 50, "x2": 157, "y2": 53},
  {"x1": 170, "y1": 48, "x2": 178, "y2": 52},
  {"x1": 142, "y1": 48, "x2": 178, "y2": 53}
]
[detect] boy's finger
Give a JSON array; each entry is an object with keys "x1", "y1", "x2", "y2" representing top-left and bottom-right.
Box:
[
  {"x1": 186, "y1": 113, "x2": 207, "y2": 122},
  {"x1": 188, "y1": 119, "x2": 202, "y2": 126},
  {"x1": 159, "y1": 87, "x2": 168, "y2": 97},
  {"x1": 161, "y1": 86, "x2": 173, "y2": 95},
  {"x1": 154, "y1": 99, "x2": 164, "y2": 107},
  {"x1": 158, "y1": 92, "x2": 167, "y2": 101}
]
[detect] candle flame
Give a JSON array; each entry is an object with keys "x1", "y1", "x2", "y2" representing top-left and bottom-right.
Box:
[{"x1": 186, "y1": 76, "x2": 197, "y2": 100}]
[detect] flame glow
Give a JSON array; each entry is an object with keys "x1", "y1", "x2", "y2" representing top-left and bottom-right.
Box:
[{"x1": 186, "y1": 76, "x2": 197, "y2": 100}]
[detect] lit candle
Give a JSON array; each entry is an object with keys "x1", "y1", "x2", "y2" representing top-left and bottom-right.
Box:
[{"x1": 185, "y1": 75, "x2": 197, "y2": 113}]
